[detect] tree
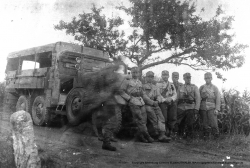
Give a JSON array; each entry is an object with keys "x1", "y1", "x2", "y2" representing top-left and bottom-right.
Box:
[{"x1": 54, "y1": 0, "x2": 248, "y2": 78}]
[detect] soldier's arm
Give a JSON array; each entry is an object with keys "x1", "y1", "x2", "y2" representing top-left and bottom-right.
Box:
[
  {"x1": 214, "y1": 85, "x2": 221, "y2": 111},
  {"x1": 170, "y1": 84, "x2": 177, "y2": 101},
  {"x1": 156, "y1": 83, "x2": 165, "y2": 101},
  {"x1": 119, "y1": 79, "x2": 131, "y2": 101},
  {"x1": 194, "y1": 85, "x2": 201, "y2": 110},
  {"x1": 142, "y1": 88, "x2": 155, "y2": 106},
  {"x1": 156, "y1": 87, "x2": 163, "y2": 102}
]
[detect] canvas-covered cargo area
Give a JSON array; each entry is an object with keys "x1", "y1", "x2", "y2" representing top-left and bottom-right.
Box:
[{"x1": 5, "y1": 51, "x2": 52, "y2": 91}]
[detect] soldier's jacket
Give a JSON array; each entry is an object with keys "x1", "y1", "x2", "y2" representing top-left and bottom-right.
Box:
[
  {"x1": 156, "y1": 81, "x2": 177, "y2": 101},
  {"x1": 178, "y1": 84, "x2": 200, "y2": 110},
  {"x1": 142, "y1": 83, "x2": 162, "y2": 106},
  {"x1": 120, "y1": 78, "x2": 152, "y2": 106},
  {"x1": 199, "y1": 84, "x2": 221, "y2": 111},
  {"x1": 173, "y1": 81, "x2": 183, "y2": 100}
]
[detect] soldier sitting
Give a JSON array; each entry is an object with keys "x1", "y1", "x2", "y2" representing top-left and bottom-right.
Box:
[
  {"x1": 121, "y1": 67, "x2": 154, "y2": 143},
  {"x1": 143, "y1": 71, "x2": 171, "y2": 142}
]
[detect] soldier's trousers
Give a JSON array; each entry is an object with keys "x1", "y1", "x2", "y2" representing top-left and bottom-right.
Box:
[
  {"x1": 159, "y1": 102, "x2": 177, "y2": 131},
  {"x1": 145, "y1": 105, "x2": 166, "y2": 134},
  {"x1": 200, "y1": 109, "x2": 219, "y2": 135},
  {"x1": 101, "y1": 105, "x2": 122, "y2": 139},
  {"x1": 177, "y1": 108, "x2": 195, "y2": 134},
  {"x1": 129, "y1": 103, "x2": 148, "y2": 134}
]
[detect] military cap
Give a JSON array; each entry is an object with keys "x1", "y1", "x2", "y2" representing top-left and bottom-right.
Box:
[
  {"x1": 161, "y1": 70, "x2": 169, "y2": 75},
  {"x1": 131, "y1": 67, "x2": 139, "y2": 72},
  {"x1": 172, "y1": 72, "x2": 179, "y2": 77},
  {"x1": 204, "y1": 72, "x2": 212, "y2": 77},
  {"x1": 146, "y1": 71, "x2": 154, "y2": 77},
  {"x1": 183, "y1": 73, "x2": 191, "y2": 78}
]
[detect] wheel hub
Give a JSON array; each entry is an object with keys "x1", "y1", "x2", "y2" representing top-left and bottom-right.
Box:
[
  {"x1": 35, "y1": 103, "x2": 43, "y2": 119},
  {"x1": 71, "y1": 97, "x2": 82, "y2": 115}
]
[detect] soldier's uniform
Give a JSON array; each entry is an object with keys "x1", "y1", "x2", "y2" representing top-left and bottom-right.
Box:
[
  {"x1": 143, "y1": 71, "x2": 170, "y2": 142},
  {"x1": 172, "y1": 72, "x2": 183, "y2": 94},
  {"x1": 121, "y1": 69, "x2": 154, "y2": 143},
  {"x1": 157, "y1": 71, "x2": 177, "y2": 135},
  {"x1": 199, "y1": 73, "x2": 220, "y2": 139},
  {"x1": 172, "y1": 72, "x2": 183, "y2": 132},
  {"x1": 177, "y1": 73, "x2": 200, "y2": 138}
]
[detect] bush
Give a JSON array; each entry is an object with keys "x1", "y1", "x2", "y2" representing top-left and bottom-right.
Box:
[
  {"x1": 0, "y1": 81, "x2": 5, "y2": 107},
  {"x1": 218, "y1": 89, "x2": 250, "y2": 136}
]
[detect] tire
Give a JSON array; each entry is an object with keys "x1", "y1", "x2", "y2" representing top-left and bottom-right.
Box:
[
  {"x1": 115, "y1": 106, "x2": 122, "y2": 133},
  {"x1": 4, "y1": 93, "x2": 18, "y2": 113},
  {"x1": 16, "y1": 95, "x2": 31, "y2": 113},
  {"x1": 66, "y1": 88, "x2": 85, "y2": 125},
  {"x1": 32, "y1": 96, "x2": 50, "y2": 126}
]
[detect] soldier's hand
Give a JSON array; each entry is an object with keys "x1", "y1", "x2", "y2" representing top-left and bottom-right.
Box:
[
  {"x1": 134, "y1": 111, "x2": 143, "y2": 120},
  {"x1": 153, "y1": 101, "x2": 158, "y2": 107},
  {"x1": 214, "y1": 110, "x2": 219, "y2": 115},
  {"x1": 164, "y1": 98, "x2": 172, "y2": 103},
  {"x1": 194, "y1": 109, "x2": 199, "y2": 114}
]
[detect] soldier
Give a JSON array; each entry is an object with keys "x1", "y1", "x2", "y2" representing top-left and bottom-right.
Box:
[
  {"x1": 177, "y1": 73, "x2": 200, "y2": 139},
  {"x1": 121, "y1": 67, "x2": 154, "y2": 143},
  {"x1": 157, "y1": 70, "x2": 177, "y2": 137},
  {"x1": 172, "y1": 72, "x2": 183, "y2": 133},
  {"x1": 199, "y1": 72, "x2": 220, "y2": 140},
  {"x1": 143, "y1": 71, "x2": 171, "y2": 142},
  {"x1": 172, "y1": 72, "x2": 183, "y2": 93}
]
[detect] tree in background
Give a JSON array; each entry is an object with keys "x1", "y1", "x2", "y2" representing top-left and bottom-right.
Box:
[{"x1": 55, "y1": 0, "x2": 248, "y2": 80}]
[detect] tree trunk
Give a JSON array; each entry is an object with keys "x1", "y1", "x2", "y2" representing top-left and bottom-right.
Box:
[{"x1": 10, "y1": 110, "x2": 41, "y2": 168}]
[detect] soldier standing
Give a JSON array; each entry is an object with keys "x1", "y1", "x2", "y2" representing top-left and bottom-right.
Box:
[
  {"x1": 199, "y1": 72, "x2": 220, "y2": 140},
  {"x1": 157, "y1": 70, "x2": 177, "y2": 137},
  {"x1": 122, "y1": 67, "x2": 154, "y2": 143},
  {"x1": 177, "y1": 73, "x2": 200, "y2": 139},
  {"x1": 143, "y1": 71, "x2": 171, "y2": 142},
  {"x1": 172, "y1": 72, "x2": 183, "y2": 133},
  {"x1": 172, "y1": 72, "x2": 183, "y2": 93}
]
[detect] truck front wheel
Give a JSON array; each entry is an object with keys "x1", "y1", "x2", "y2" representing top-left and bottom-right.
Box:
[
  {"x1": 16, "y1": 95, "x2": 31, "y2": 113},
  {"x1": 66, "y1": 88, "x2": 85, "y2": 125},
  {"x1": 31, "y1": 96, "x2": 50, "y2": 126}
]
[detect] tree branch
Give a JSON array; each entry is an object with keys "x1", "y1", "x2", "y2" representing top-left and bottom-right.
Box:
[{"x1": 141, "y1": 47, "x2": 195, "y2": 70}]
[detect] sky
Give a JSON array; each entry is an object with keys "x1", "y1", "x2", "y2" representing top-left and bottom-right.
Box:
[{"x1": 0, "y1": 0, "x2": 250, "y2": 92}]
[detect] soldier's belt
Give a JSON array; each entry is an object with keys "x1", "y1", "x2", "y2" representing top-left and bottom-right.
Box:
[
  {"x1": 130, "y1": 92, "x2": 142, "y2": 97},
  {"x1": 178, "y1": 99, "x2": 195, "y2": 104},
  {"x1": 201, "y1": 98, "x2": 215, "y2": 103}
]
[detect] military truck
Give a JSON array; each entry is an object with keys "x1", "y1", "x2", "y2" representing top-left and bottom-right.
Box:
[{"x1": 5, "y1": 42, "x2": 111, "y2": 126}]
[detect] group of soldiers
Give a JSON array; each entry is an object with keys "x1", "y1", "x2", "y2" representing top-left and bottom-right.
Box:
[{"x1": 99, "y1": 65, "x2": 221, "y2": 151}]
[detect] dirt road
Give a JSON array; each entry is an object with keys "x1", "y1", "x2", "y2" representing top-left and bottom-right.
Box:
[{"x1": 0, "y1": 111, "x2": 249, "y2": 168}]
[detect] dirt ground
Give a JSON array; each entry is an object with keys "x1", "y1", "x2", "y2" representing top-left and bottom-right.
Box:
[{"x1": 0, "y1": 111, "x2": 250, "y2": 168}]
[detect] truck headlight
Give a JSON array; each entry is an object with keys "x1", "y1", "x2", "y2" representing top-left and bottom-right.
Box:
[{"x1": 76, "y1": 57, "x2": 81, "y2": 63}]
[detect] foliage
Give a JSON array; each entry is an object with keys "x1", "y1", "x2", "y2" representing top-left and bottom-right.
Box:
[
  {"x1": 55, "y1": 0, "x2": 248, "y2": 79},
  {"x1": 218, "y1": 89, "x2": 250, "y2": 136},
  {"x1": 54, "y1": 5, "x2": 127, "y2": 58},
  {"x1": 0, "y1": 81, "x2": 5, "y2": 107}
]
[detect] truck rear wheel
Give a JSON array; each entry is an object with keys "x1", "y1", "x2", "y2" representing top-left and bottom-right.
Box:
[
  {"x1": 31, "y1": 96, "x2": 50, "y2": 126},
  {"x1": 16, "y1": 95, "x2": 31, "y2": 113},
  {"x1": 66, "y1": 88, "x2": 85, "y2": 125}
]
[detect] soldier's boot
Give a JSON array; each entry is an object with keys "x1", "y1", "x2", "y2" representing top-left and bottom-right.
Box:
[
  {"x1": 143, "y1": 132, "x2": 154, "y2": 143},
  {"x1": 184, "y1": 127, "x2": 194, "y2": 140},
  {"x1": 158, "y1": 131, "x2": 171, "y2": 143},
  {"x1": 102, "y1": 135, "x2": 116, "y2": 151},
  {"x1": 135, "y1": 131, "x2": 148, "y2": 143},
  {"x1": 110, "y1": 134, "x2": 118, "y2": 142}
]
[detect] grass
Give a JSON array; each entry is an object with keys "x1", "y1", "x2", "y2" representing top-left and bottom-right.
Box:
[{"x1": 185, "y1": 133, "x2": 250, "y2": 159}]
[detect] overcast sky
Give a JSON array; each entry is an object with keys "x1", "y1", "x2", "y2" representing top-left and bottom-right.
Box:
[{"x1": 1, "y1": 0, "x2": 250, "y2": 92}]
